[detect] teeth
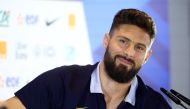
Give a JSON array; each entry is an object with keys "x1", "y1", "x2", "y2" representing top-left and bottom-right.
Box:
[{"x1": 121, "y1": 57, "x2": 127, "y2": 60}]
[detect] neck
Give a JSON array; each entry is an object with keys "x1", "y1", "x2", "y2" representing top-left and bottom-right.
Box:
[{"x1": 99, "y1": 62, "x2": 132, "y2": 100}]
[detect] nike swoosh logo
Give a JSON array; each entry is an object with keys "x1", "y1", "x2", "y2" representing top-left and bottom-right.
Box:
[{"x1": 45, "y1": 18, "x2": 59, "y2": 26}]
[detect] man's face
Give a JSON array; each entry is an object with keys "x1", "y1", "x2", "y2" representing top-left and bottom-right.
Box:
[{"x1": 103, "y1": 24, "x2": 152, "y2": 83}]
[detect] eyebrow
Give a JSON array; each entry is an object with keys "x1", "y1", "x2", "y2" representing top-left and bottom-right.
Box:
[{"x1": 118, "y1": 35, "x2": 147, "y2": 49}]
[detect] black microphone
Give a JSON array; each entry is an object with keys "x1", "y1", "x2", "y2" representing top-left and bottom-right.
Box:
[
  {"x1": 160, "y1": 87, "x2": 188, "y2": 109},
  {"x1": 170, "y1": 89, "x2": 190, "y2": 106},
  {"x1": 160, "y1": 88, "x2": 181, "y2": 104}
]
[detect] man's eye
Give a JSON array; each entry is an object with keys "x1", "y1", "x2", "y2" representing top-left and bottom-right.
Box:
[
  {"x1": 119, "y1": 39, "x2": 126, "y2": 44},
  {"x1": 136, "y1": 46, "x2": 145, "y2": 51}
]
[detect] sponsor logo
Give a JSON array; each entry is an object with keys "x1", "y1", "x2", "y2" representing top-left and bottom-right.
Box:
[
  {"x1": 45, "y1": 17, "x2": 59, "y2": 26},
  {"x1": 17, "y1": 14, "x2": 24, "y2": 25},
  {"x1": 15, "y1": 42, "x2": 56, "y2": 60},
  {"x1": 0, "y1": 10, "x2": 10, "y2": 27},
  {"x1": 68, "y1": 14, "x2": 75, "y2": 29},
  {"x1": 0, "y1": 75, "x2": 19, "y2": 88},
  {"x1": 64, "y1": 46, "x2": 75, "y2": 61},
  {"x1": 17, "y1": 13, "x2": 38, "y2": 25},
  {"x1": 0, "y1": 40, "x2": 6, "y2": 59},
  {"x1": 33, "y1": 45, "x2": 55, "y2": 58},
  {"x1": 25, "y1": 14, "x2": 38, "y2": 25},
  {"x1": 15, "y1": 42, "x2": 28, "y2": 60},
  {"x1": 0, "y1": 75, "x2": 4, "y2": 88}
]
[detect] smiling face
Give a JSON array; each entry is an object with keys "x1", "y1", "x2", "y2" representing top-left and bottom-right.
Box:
[{"x1": 103, "y1": 24, "x2": 152, "y2": 83}]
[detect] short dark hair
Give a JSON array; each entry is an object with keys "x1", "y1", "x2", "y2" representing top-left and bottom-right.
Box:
[{"x1": 109, "y1": 9, "x2": 156, "y2": 41}]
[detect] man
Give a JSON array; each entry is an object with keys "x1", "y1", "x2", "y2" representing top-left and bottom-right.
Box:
[{"x1": 0, "y1": 8, "x2": 172, "y2": 109}]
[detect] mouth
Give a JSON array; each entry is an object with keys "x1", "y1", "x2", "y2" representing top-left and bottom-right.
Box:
[{"x1": 116, "y1": 56, "x2": 134, "y2": 67}]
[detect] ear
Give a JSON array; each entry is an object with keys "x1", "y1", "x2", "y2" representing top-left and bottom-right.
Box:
[
  {"x1": 103, "y1": 33, "x2": 110, "y2": 49},
  {"x1": 143, "y1": 50, "x2": 152, "y2": 64}
]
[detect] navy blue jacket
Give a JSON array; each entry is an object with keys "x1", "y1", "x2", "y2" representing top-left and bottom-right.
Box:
[{"x1": 15, "y1": 63, "x2": 172, "y2": 109}]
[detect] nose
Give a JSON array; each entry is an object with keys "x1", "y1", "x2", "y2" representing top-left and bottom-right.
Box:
[{"x1": 123, "y1": 44, "x2": 135, "y2": 58}]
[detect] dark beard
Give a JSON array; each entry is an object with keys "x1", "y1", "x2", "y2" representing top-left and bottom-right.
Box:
[{"x1": 103, "y1": 48, "x2": 141, "y2": 83}]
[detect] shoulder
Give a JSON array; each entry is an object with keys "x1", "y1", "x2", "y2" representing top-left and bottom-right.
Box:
[
  {"x1": 37, "y1": 63, "x2": 97, "y2": 79},
  {"x1": 26, "y1": 63, "x2": 98, "y2": 90},
  {"x1": 43, "y1": 63, "x2": 98, "y2": 81},
  {"x1": 145, "y1": 86, "x2": 172, "y2": 108},
  {"x1": 136, "y1": 76, "x2": 172, "y2": 109},
  {"x1": 145, "y1": 86, "x2": 166, "y2": 101}
]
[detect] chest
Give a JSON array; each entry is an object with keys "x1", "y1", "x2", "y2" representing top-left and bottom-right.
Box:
[{"x1": 63, "y1": 91, "x2": 135, "y2": 109}]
